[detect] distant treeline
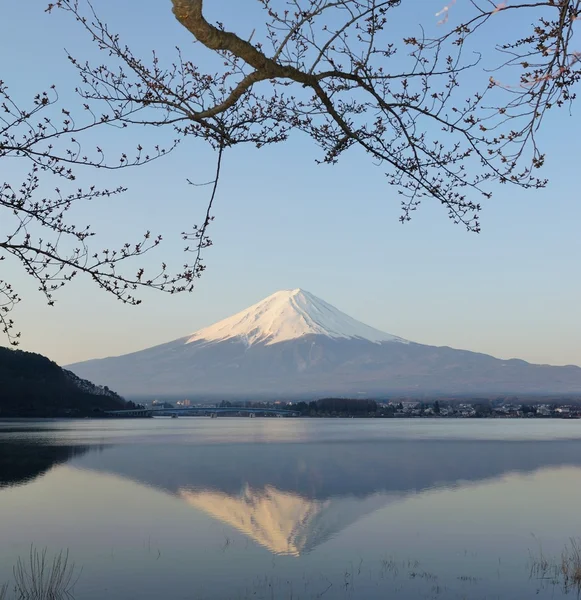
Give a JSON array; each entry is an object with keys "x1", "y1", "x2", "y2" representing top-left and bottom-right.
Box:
[
  {"x1": 217, "y1": 398, "x2": 378, "y2": 414},
  {"x1": 0, "y1": 346, "x2": 127, "y2": 417},
  {"x1": 293, "y1": 398, "x2": 378, "y2": 415}
]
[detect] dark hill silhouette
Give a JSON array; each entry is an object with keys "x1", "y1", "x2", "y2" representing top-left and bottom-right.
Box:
[{"x1": 0, "y1": 346, "x2": 127, "y2": 417}]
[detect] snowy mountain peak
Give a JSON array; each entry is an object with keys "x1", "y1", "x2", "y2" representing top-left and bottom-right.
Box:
[{"x1": 185, "y1": 288, "x2": 407, "y2": 347}]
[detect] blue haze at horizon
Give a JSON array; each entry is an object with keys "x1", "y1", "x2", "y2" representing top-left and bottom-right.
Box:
[{"x1": 1, "y1": 1, "x2": 580, "y2": 367}]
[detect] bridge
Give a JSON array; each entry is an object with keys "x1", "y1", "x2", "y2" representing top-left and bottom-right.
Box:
[{"x1": 103, "y1": 406, "x2": 300, "y2": 418}]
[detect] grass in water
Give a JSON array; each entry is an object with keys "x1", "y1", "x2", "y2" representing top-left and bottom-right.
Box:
[
  {"x1": 1, "y1": 538, "x2": 580, "y2": 599},
  {"x1": 560, "y1": 538, "x2": 581, "y2": 593},
  {"x1": 530, "y1": 537, "x2": 581, "y2": 595},
  {"x1": 11, "y1": 546, "x2": 79, "y2": 600}
]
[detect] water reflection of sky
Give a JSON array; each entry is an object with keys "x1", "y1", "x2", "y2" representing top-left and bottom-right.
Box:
[
  {"x1": 4, "y1": 417, "x2": 581, "y2": 445},
  {"x1": 2, "y1": 419, "x2": 581, "y2": 599}
]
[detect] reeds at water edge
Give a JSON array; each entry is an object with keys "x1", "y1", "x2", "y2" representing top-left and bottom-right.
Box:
[{"x1": 10, "y1": 546, "x2": 79, "y2": 600}]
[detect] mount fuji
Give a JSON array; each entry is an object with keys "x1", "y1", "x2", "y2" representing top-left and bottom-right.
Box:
[
  {"x1": 67, "y1": 289, "x2": 581, "y2": 399},
  {"x1": 184, "y1": 288, "x2": 407, "y2": 347}
]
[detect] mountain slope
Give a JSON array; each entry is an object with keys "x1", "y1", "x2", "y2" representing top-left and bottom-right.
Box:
[
  {"x1": 66, "y1": 289, "x2": 581, "y2": 399},
  {"x1": 186, "y1": 289, "x2": 407, "y2": 346},
  {"x1": 0, "y1": 346, "x2": 127, "y2": 416}
]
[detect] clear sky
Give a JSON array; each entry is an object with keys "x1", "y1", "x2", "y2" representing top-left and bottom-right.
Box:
[{"x1": 2, "y1": 0, "x2": 580, "y2": 368}]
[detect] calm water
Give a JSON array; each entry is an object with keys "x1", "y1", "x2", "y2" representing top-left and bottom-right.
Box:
[{"x1": 2, "y1": 418, "x2": 581, "y2": 599}]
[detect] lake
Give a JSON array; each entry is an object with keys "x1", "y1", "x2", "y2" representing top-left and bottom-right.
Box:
[{"x1": 1, "y1": 418, "x2": 581, "y2": 599}]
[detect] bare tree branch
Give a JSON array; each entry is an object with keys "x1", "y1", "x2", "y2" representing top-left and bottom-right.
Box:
[{"x1": 3, "y1": 0, "x2": 579, "y2": 344}]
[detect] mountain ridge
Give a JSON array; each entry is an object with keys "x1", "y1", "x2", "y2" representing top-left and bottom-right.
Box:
[{"x1": 66, "y1": 289, "x2": 581, "y2": 399}]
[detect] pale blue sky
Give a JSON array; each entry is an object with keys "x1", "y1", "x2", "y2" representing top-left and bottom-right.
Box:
[{"x1": 2, "y1": 0, "x2": 580, "y2": 367}]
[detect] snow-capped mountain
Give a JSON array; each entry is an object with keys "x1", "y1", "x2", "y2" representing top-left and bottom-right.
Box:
[
  {"x1": 186, "y1": 288, "x2": 406, "y2": 347},
  {"x1": 66, "y1": 288, "x2": 581, "y2": 399}
]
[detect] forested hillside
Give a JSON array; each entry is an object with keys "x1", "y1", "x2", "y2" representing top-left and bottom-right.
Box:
[{"x1": 0, "y1": 346, "x2": 127, "y2": 417}]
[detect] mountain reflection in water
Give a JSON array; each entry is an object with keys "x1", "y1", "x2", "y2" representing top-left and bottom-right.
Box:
[
  {"x1": 68, "y1": 438, "x2": 581, "y2": 556},
  {"x1": 4, "y1": 432, "x2": 581, "y2": 557},
  {"x1": 179, "y1": 486, "x2": 392, "y2": 556}
]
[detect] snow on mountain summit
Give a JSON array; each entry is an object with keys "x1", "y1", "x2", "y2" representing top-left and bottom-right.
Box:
[{"x1": 186, "y1": 288, "x2": 407, "y2": 347}]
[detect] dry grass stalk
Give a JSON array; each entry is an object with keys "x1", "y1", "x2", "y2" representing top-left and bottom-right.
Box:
[
  {"x1": 12, "y1": 546, "x2": 78, "y2": 600},
  {"x1": 561, "y1": 538, "x2": 581, "y2": 593}
]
